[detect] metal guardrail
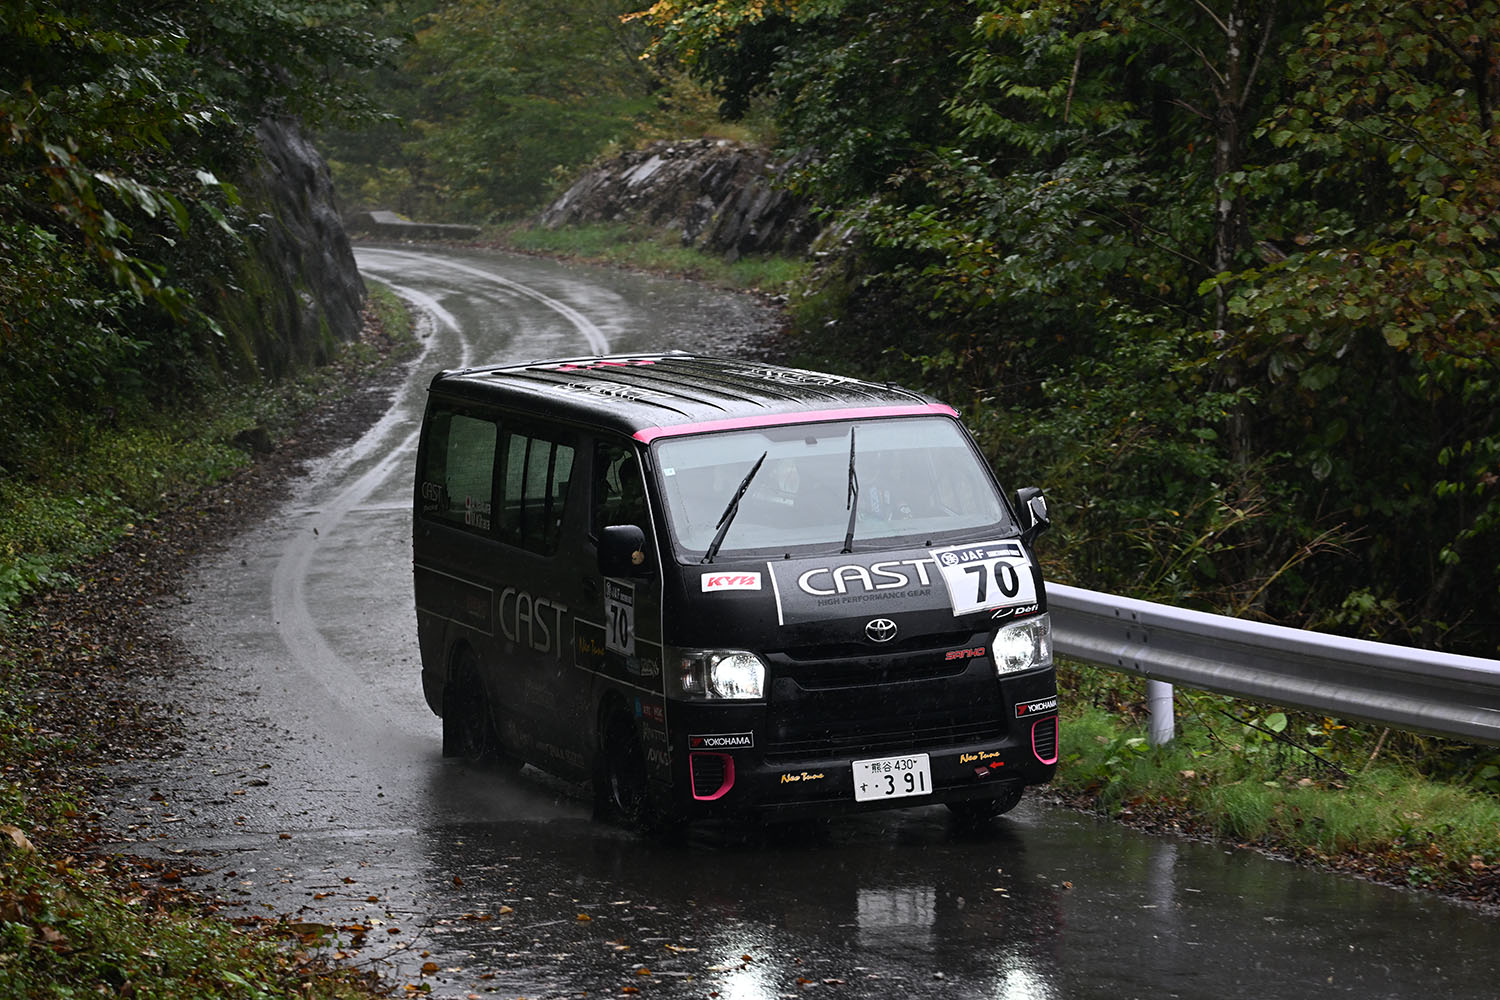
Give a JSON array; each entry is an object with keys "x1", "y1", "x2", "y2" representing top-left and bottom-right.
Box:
[{"x1": 1047, "y1": 583, "x2": 1500, "y2": 746}]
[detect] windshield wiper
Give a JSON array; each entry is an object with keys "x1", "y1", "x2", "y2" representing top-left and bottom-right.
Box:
[
  {"x1": 703, "y1": 451, "x2": 767, "y2": 564},
  {"x1": 842, "y1": 427, "x2": 858, "y2": 553}
]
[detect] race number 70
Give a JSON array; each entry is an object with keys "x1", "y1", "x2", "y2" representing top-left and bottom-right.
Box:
[{"x1": 931, "y1": 542, "x2": 1037, "y2": 616}]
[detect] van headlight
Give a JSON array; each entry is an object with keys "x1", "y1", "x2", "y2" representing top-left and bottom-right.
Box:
[
  {"x1": 992, "y1": 614, "x2": 1052, "y2": 676},
  {"x1": 671, "y1": 649, "x2": 767, "y2": 700}
]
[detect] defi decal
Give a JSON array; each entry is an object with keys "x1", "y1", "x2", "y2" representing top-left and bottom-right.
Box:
[{"x1": 1016, "y1": 695, "x2": 1060, "y2": 718}]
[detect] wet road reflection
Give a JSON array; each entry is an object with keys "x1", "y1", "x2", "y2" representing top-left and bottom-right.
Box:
[{"x1": 109, "y1": 246, "x2": 1499, "y2": 1000}]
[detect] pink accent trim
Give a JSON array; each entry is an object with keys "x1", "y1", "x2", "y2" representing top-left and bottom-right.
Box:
[
  {"x1": 689, "y1": 752, "x2": 736, "y2": 801},
  {"x1": 1032, "y1": 718, "x2": 1059, "y2": 765},
  {"x1": 550, "y1": 359, "x2": 659, "y2": 372},
  {"x1": 634, "y1": 403, "x2": 959, "y2": 443}
]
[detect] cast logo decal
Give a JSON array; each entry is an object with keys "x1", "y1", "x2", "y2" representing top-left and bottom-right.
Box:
[
  {"x1": 702, "y1": 572, "x2": 762, "y2": 592},
  {"x1": 768, "y1": 550, "x2": 947, "y2": 625},
  {"x1": 795, "y1": 558, "x2": 936, "y2": 597},
  {"x1": 1015, "y1": 696, "x2": 1059, "y2": 718},
  {"x1": 689, "y1": 732, "x2": 753, "y2": 750},
  {"x1": 499, "y1": 588, "x2": 569, "y2": 661}
]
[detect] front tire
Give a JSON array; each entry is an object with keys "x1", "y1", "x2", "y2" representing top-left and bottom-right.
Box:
[{"x1": 596, "y1": 712, "x2": 650, "y2": 827}]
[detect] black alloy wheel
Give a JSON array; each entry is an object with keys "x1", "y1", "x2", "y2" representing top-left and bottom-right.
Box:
[{"x1": 442, "y1": 649, "x2": 497, "y2": 763}]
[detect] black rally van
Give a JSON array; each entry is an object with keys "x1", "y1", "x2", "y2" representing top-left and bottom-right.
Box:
[{"x1": 413, "y1": 353, "x2": 1058, "y2": 828}]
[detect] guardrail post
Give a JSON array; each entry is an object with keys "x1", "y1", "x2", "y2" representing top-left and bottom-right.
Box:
[{"x1": 1147, "y1": 680, "x2": 1175, "y2": 745}]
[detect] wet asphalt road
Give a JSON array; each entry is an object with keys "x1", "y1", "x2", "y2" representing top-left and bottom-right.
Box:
[{"x1": 107, "y1": 246, "x2": 1500, "y2": 999}]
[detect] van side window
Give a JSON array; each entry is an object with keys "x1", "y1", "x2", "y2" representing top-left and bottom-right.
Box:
[
  {"x1": 419, "y1": 410, "x2": 497, "y2": 532},
  {"x1": 498, "y1": 429, "x2": 575, "y2": 554},
  {"x1": 593, "y1": 442, "x2": 647, "y2": 534}
]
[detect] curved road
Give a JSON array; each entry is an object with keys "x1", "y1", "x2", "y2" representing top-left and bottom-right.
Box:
[{"x1": 109, "y1": 246, "x2": 1499, "y2": 999}]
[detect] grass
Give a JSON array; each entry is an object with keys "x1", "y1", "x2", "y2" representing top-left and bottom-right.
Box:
[
  {"x1": 492, "y1": 220, "x2": 809, "y2": 294},
  {"x1": 0, "y1": 286, "x2": 415, "y2": 621},
  {"x1": 1053, "y1": 659, "x2": 1500, "y2": 895},
  {"x1": 0, "y1": 285, "x2": 415, "y2": 998}
]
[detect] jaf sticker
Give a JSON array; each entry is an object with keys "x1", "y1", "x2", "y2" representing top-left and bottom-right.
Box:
[
  {"x1": 930, "y1": 540, "x2": 1038, "y2": 617},
  {"x1": 605, "y1": 580, "x2": 635, "y2": 656}
]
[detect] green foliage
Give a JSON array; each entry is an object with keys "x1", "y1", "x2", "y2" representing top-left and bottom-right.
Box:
[
  {"x1": 1055, "y1": 660, "x2": 1500, "y2": 885},
  {"x1": 0, "y1": 284, "x2": 416, "y2": 624},
  {"x1": 325, "y1": 0, "x2": 708, "y2": 220},
  {"x1": 499, "y1": 221, "x2": 809, "y2": 290},
  {"x1": 642, "y1": 0, "x2": 1500, "y2": 654},
  {"x1": 1, "y1": 0, "x2": 388, "y2": 482}
]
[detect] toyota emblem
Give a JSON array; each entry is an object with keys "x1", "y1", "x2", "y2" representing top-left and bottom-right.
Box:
[{"x1": 865, "y1": 618, "x2": 898, "y2": 643}]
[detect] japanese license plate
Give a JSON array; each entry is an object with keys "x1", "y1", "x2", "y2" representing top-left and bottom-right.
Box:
[{"x1": 852, "y1": 753, "x2": 932, "y2": 802}]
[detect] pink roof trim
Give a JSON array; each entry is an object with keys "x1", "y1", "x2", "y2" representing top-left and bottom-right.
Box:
[{"x1": 632, "y1": 403, "x2": 959, "y2": 443}]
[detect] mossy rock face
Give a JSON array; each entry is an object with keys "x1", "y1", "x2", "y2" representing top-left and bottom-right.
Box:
[{"x1": 222, "y1": 117, "x2": 367, "y2": 381}]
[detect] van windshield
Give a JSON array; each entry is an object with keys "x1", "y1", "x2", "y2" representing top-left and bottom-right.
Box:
[{"x1": 652, "y1": 416, "x2": 1012, "y2": 561}]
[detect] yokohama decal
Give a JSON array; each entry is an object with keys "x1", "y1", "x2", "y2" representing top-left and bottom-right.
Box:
[
  {"x1": 689, "y1": 732, "x2": 754, "y2": 750},
  {"x1": 1015, "y1": 696, "x2": 1059, "y2": 719}
]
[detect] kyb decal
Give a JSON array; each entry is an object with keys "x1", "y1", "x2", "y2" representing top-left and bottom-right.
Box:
[
  {"x1": 702, "y1": 572, "x2": 762, "y2": 592},
  {"x1": 1015, "y1": 696, "x2": 1059, "y2": 719},
  {"x1": 689, "y1": 732, "x2": 754, "y2": 750}
]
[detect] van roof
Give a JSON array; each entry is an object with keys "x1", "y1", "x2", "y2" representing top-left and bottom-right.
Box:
[{"x1": 428, "y1": 353, "x2": 959, "y2": 442}]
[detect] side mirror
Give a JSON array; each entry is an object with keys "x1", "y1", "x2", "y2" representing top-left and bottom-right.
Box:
[
  {"x1": 1015, "y1": 486, "x2": 1050, "y2": 546},
  {"x1": 598, "y1": 524, "x2": 653, "y2": 578}
]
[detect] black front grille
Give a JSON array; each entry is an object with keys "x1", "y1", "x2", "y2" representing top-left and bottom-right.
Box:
[
  {"x1": 690, "y1": 754, "x2": 729, "y2": 797},
  {"x1": 763, "y1": 649, "x2": 1008, "y2": 762},
  {"x1": 1031, "y1": 716, "x2": 1058, "y2": 761},
  {"x1": 764, "y1": 718, "x2": 1007, "y2": 762}
]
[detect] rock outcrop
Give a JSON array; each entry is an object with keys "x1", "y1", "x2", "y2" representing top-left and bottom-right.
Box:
[
  {"x1": 234, "y1": 117, "x2": 367, "y2": 377},
  {"x1": 539, "y1": 139, "x2": 817, "y2": 260}
]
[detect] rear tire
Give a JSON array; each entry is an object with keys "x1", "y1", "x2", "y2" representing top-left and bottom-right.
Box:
[{"x1": 442, "y1": 649, "x2": 497, "y2": 763}]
